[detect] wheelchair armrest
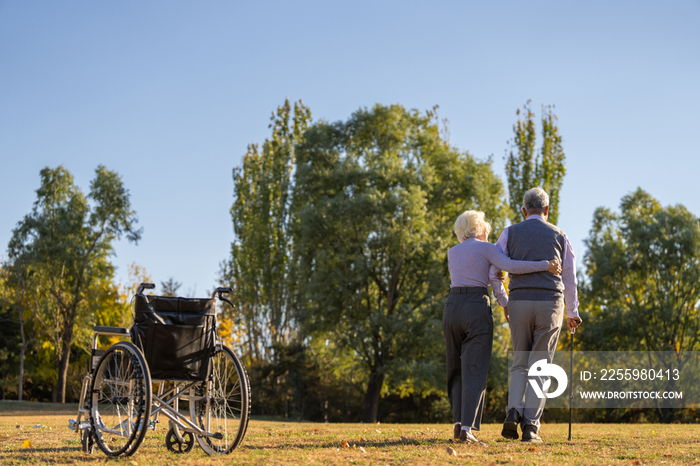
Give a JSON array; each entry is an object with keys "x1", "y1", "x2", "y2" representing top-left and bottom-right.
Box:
[{"x1": 94, "y1": 326, "x2": 130, "y2": 337}]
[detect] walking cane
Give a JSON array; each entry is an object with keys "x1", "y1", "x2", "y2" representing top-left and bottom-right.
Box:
[
  {"x1": 568, "y1": 324, "x2": 574, "y2": 441},
  {"x1": 568, "y1": 317, "x2": 581, "y2": 441}
]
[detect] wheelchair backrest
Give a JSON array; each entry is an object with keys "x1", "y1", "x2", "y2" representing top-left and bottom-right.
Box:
[{"x1": 131, "y1": 295, "x2": 217, "y2": 381}]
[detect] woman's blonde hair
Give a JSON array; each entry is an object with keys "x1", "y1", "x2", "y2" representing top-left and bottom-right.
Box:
[{"x1": 454, "y1": 210, "x2": 492, "y2": 242}]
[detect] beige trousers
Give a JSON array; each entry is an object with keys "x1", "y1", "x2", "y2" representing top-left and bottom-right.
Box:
[{"x1": 506, "y1": 299, "x2": 565, "y2": 430}]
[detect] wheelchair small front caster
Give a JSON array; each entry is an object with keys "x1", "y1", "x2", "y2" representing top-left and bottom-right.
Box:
[
  {"x1": 81, "y1": 428, "x2": 94, "y2": 455},
  {"x1": 165, "y1": 427, "x2": 194, "y2": 453}
]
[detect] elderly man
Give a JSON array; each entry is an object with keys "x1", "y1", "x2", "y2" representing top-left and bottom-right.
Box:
[{"x1": 488, "y1": 188, "x2": 581, "y2": 443}]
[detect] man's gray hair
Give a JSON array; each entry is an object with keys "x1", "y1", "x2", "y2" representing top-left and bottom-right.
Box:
[{"x1": 523, "y1": 188, "x2": 550, "y2": 214}]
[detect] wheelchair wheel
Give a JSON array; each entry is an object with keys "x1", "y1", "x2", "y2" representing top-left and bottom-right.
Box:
[
  {"x1": 81, "y1": 427, "x2": 94, "y2": 455},
  {"x1": 165, "y1": 427, "x2": 195, "y2": 453},
  {"x1": 89, "y1": 341, "x2": 152, "y2": 457},
  {"x1": 192, "y1": 344, "x2": 250, "y2": 454}
]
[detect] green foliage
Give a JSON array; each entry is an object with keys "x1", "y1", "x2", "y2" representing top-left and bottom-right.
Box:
[
  {"x1": 579, "y1": 188, "x2": 700, "y2": 422},
  {"x1": 223, "y1": 99, "x2": 312, "y2": 363},
  {"x1": 505, "y1": 101, "x2": 566, "y2": 224},
  {"x1": 292, "y1": 104, "x2": 507, "y2": 421},
  {"x1": 159, "y1": 277, "x2": 182, "y2": 297},
  {"x1": 580, "y1": 188, "x2": 700, "y2": 353},
  {"x1": 246, "y1": 340, "x2": 366, "y2": 422},
  {"x1": 0, "y1": 274, "x2": 21, "y2": 399},
  {"x1": 7, "y1": 165, "x2": 141, "y2": 402}
]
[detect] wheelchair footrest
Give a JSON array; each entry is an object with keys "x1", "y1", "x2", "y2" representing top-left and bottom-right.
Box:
[{"x1": 68, "y1": 419, "x2": 91, "y2": 431}]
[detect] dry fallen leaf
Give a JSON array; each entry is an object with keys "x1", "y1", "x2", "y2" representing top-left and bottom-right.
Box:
[
  {"x1": 20, "y1": 439, "x2": 33, "y2": 449},
  {"x1": 663, "y1": 454, "x2": 672, "y2": 458},
  {"x1": 358, "y1": 437, "x2": 365, "y2": 443},
  {"x1": 632, "y1": 461, "x2": 641, "y2": 465},
  {"x1": 375, "y1": 429, "x2": 382, "y2": 433},
  {"x1": 278, "y1": 433, "x2": 284, "y2": 437},
  {"x1": 359, "y1": 446, "x2": 366, "y2": 453},
  {"x1": 446, "y1": 446, "x2": 457, "y2": 456},
  {"x1": 528, "y1": 447, "x2": 536, "y2": 451},
  {"x1": 341, "y1": 440, "x2": 349, "y2": 449}
]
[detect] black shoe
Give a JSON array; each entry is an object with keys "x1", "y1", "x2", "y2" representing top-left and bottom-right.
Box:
[
  {"x1": 521, "y1": 425, "x2": 543, "y2": 443},
  {"x1": 501, "y1": 409, "x2": 520, "y2": 440},
  {"x1": 453, "y1": 423, "x2": 461, "y2": 440}
]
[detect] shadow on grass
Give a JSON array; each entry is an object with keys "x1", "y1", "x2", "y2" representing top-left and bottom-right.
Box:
[
  {"x1": 1, "y1": 446, "x2": 102, "y2": 463},
  {"x1": 0, "y1": 400, "x2": 79, "y2": 414},
  {"x1": 242, "y1": 437, "x2": 452, "y2": 451}
]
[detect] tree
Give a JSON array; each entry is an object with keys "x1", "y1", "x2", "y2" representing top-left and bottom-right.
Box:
[
  {"x1": 223, "y1": 99, "x2": 311, "y2": 363},
  {"x1": 505, "y1": 100, "x2": 566, "y2": 224},
  {"x1": 160, "y1": 277, "x2": 182, "y2": 297},
  {"x1": 0, "y1": 257, "x2": 42, "y2": 401},
  {"x1": 0, "y1": 267, "x2": 19, "y2": 399},
  {"x1": 293, "y1": 104, "x2": 507, "y2": 422},
  {"x1": 580, "y1": 188, "x2": 700, "y2": 421},
  {"x1": 8, "y1": 165, "x2": 141, "y2": 402}
]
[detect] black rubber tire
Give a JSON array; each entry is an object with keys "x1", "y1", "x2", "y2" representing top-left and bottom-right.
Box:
[
  {"x1": 192, "y1": 344, "x2": 250, "y2": 454},
  {"x1": 89, "y1": 341, "x2": 152, "y2": 457},
  {"x1": 165, "y1": 427, "x2": 195, "y2": 453},
  {"x1": 81, "y1": 428, "x2": 95, "y2": 454}
]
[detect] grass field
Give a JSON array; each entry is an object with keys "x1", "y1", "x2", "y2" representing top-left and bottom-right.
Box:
[{"x1": 1, "y1": 401, "x2": 699, "y2": 465}]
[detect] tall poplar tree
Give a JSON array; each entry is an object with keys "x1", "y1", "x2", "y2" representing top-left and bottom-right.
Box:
[
  {"x1": 505, "y1": 101, "x2": 566, "y2": 224},
  {"x1": 224, "y1": 99, "x2": 311, "y2": 362}
]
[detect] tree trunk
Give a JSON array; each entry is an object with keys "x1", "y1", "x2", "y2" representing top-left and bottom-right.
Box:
[
  {"x1": 362, "y1": 369, "x2": 385, "y2": 423},
  {"x1": 54, "y1": 339, "x2": 72, "y2": 403},
  {"x1": 656, "y1": 407, "x2": 674, "y2": 423},
  {"x1": 18, "y1": 341, "x2": 27, "y2": 402},
  {"x1": 52, "y1": 302, "x2": 77, "y2": 403}
]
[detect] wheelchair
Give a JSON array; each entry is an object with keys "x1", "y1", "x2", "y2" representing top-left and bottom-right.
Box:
[{"x1": 69, "y1": 283, "x2": 250, "y2": 457}]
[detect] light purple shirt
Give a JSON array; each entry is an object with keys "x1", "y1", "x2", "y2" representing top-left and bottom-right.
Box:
[
  {"x1": 487, "y1": 215, "x2": 580, "y2": 318},
  {"x1": 448, "y1": 237, "x2": 550, "y2": 290}
]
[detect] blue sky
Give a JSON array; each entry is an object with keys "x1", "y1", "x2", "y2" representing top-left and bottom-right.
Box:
[{"x1": 2, "y1": 1, "x2": 699, "y2": 296}]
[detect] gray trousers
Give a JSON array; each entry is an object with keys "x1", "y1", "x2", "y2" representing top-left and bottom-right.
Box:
[
  {"x1": 506, "y1": 299, "x2": 565, "y2": 430},
  {"x1": 442, "y1": 288, "x2": 493, "y2": 430}
]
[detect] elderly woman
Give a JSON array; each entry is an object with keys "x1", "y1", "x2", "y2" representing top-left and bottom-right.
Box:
[{"x1": 444, "y1": 210, "x2": 561, "y2": 443}]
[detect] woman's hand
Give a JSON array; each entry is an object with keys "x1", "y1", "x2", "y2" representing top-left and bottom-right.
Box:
[
  {"x1": 503, "y1": 306, "x2": 509, "y2": 323},
  {"x1": 547, "y1": 259, "x2": 562, "y2": 274}
]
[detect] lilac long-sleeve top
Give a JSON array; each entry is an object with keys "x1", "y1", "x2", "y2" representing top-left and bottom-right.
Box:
[{"x1": 448, "y1": 237, "x2": 549, "y2": 296}]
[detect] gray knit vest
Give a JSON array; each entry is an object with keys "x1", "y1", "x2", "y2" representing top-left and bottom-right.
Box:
[{"x1": 507, "y1": 218, "x2": 565, "y2": 301}]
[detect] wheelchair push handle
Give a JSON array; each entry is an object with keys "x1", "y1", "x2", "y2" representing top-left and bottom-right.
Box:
[
  {"x1": 211, "y1": 287, "x2": 232, "y2": 298},
  {"x1": 212, "y1": 287, "x2": 235, "y2": 309},
  {"x1": 137, "y1": 283, "x2": 156, "y2": 295}
]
